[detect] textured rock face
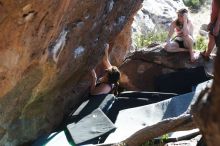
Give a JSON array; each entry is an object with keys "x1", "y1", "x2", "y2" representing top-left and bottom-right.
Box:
[
  {"x1": 120, "y1": 45, "x2": 214, "y2": 91},
  {"x1": 109, "y1": 19, "x2": 133, "y2": 66},
  {"x1": 0, "y1": 0, "x2": 142, "y2": 145},
  {"x1": 109, "y1": 0, "x2": 185, "y2": 66},
  {"x1": 120, "y1": 59, "x2": 175, "y2": 91},
  {"x1": 132, "y1": 0, "x2": 185, "y2": 34}
]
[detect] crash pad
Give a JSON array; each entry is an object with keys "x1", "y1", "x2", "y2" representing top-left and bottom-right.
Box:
[
  {"x1": 105, "y1": 92, "x2": 195, "y2": 143},
  {"x1": 67, "y1": 108, "x2": 115, "y2": 145},
  {"x1": 68, "y1": 94, "x2": 115, "y2": 123}
]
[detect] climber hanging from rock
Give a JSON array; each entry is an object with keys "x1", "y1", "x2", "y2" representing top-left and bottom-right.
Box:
[{"x1": 90, "y1": 43, "x2": 121, "y2": 96}]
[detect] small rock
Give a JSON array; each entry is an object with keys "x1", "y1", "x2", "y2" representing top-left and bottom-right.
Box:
[
  {"x1": 165, "y1": 135, "x2": 202, "y2": 146},
  {"x1": 22, "y1": 4, "x2": 32, "y2": 13},
  {"x1": 199, "y1": 29, "x2": 208, "y2": 37},
  {"x1": 200, "y1": 24, "x2": 208, "y2": 31},
  {"x1": 24, "y1": 12, "x2": 35, "y2": 22}
]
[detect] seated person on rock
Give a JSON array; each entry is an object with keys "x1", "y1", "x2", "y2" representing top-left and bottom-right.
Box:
[
  {"x1": 90, "y1": 44, "x2": 121, "y2": 96},
  {"x1": 164, "y1": 8, "x2": 196, "y2": 62}
]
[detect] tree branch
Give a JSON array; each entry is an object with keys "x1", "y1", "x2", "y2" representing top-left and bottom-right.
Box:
[{"x1": 96, "y1": 114, "x2": 196, "y2": 146}]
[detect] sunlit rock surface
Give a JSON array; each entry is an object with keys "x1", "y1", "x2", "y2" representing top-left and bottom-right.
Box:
[
  {"x1": 132, "y1": 0, "x2": 185, "y2": 34},
  {"x1": 0, "y1": 0, "x2": 142, "y2": 145},
  {"x1": 109, "y1": 18, "x2": 133, "y2": 66}
]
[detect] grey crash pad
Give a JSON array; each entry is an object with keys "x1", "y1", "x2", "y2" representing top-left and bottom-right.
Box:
[
  {"x1": 105, "y1": 80, "x2": 212, "y2": 143},
  {"x1": 69, "y1": 94, "x2": 115, "y2": 123},
  {"x1": 67, "y1": 108, "x2": 116, "y2": 145},
  {"x1": 105, "y1": 92, "x2": 195, "y2": 143}
]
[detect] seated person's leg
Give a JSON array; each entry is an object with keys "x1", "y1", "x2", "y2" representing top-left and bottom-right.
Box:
[
  {"x1": 164, "y1": 40, "x2": 187, "y2": 52},
  {"x1": 201, "y1": 24, "x2": 216, "y2": 60},
  {"x1": 183, "y1": 35, "x2": 196, "y2": 62},
  {"x1": 206, "y1": 33, "x2": 215, "y2": 56}
]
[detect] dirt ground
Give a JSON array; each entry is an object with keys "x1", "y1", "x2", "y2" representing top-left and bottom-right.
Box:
[{"x1": 190, "y1": 3, "x2": 211, "y2": 38}]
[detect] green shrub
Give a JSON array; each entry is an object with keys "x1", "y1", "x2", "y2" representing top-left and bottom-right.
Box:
[
  {"x1": 183, "y1": 0, "x2": 206, "y2": 9},
  {"x1": 134, "y1": 30, "x2": 168, "y2": 48},
  {"x1": 195, "y1": 35, "x2": 208, "y2": 51},
  {"x1": 140, "y1": 134, "x2": 169, "y2": 146},
  {"x1": 141, "y1": 139, "x2": 155, "y2": 146},
  {"x1": 160, "y1": 134, "x2": 169, "y2": 144}
]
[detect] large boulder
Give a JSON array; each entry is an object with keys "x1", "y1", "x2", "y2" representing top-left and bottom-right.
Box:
[
  {"x1": 109, "y1": 17, "x2": 133, "y2": 66},
  {"x1": 132, "y1": 0, "x2": 185, "y2": 35},
  {"x1": 0, "y1": 0, "x2": 142, "y2": 145},
  {"x1": 109, "y1": 0, "x2": 186, "y2": 66},
  {"x1": 120, "y1": 45, "x2": 214, "y2": 91},
  {"x1": 108, "y1": 0, "x2": 186, "y2": 66},
  {"x1": 131, "y1": 0, "x2": 185, "y2": 50}
]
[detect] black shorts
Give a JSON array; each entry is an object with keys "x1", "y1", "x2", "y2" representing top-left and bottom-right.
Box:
[{"x1": 173, "y1": 37, "x2": 185, "y2": 48}]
